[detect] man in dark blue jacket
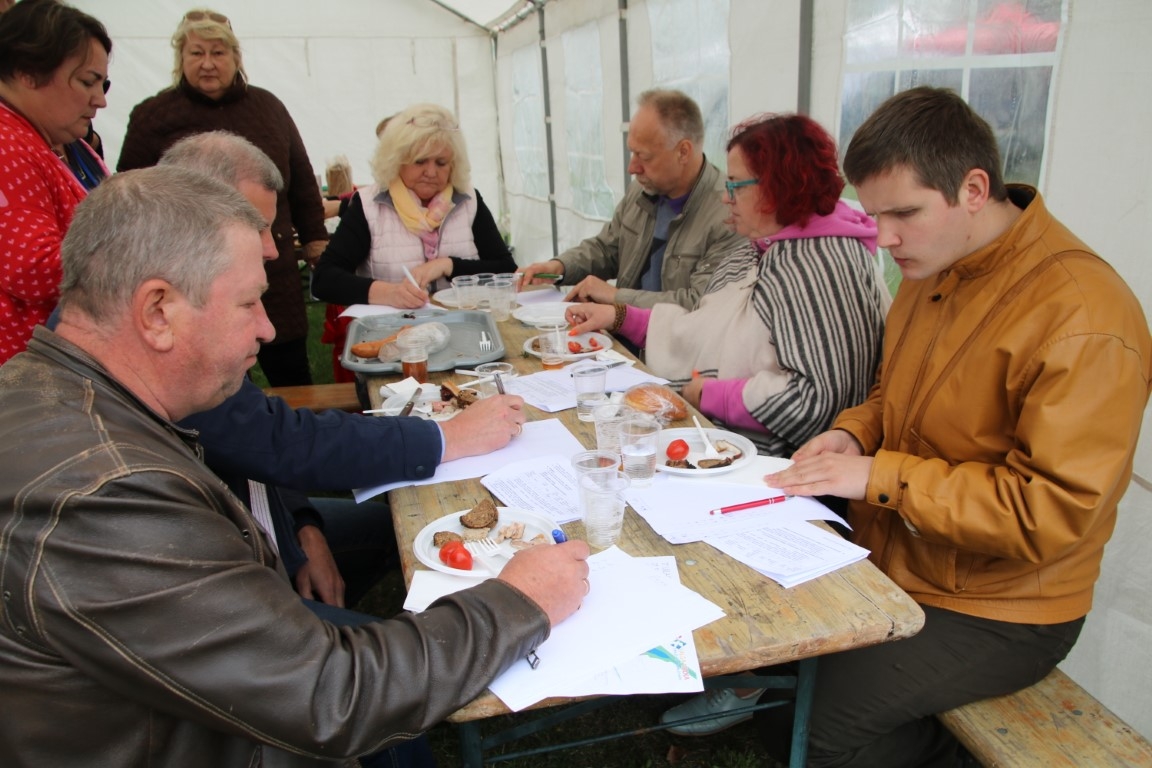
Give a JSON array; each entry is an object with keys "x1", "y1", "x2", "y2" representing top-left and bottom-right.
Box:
[{"x1": 160, "y1": 132, "x2": 527, "y2": 617}]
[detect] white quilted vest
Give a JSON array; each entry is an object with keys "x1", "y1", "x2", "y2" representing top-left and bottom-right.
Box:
[{"x1": 355, "y1": 184, "x2": 480, "y2": 290}]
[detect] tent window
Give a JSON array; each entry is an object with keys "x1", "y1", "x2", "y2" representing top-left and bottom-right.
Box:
[
  {"x1": 840, "y1": 0, "x2": 1065, "y2": 186},
  {"x1": 511, "y1": 44, "x2": 549, "y2": 200},
  {"x1": 647, "y1": 0, "x2": 731, "y2": 170},
  {"x1": 562, "y1": 23, "x2": 616, "y2": 220}
]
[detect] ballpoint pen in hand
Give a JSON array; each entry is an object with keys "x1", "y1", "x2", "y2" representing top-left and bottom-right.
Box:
[
  {"x1": 401, "y1": 264, "x2": 423, "y2": 292},
  {"x1": 493, "y1": 372, "x2": 505, "y2": 395}
]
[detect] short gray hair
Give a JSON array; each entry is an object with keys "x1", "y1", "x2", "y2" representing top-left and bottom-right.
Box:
[
  {"x1": 370, "y1": 103, "x2": 471, "y2": 193},
  {"x1": 637, "y1": 89, "x2": 704, "y2": 147},
  {"x1": 158, "y1": 130, "x2": 283, "y2": 193},
  {"x1": 59, "y1": 167, "x2": 265, "y2": 322}
]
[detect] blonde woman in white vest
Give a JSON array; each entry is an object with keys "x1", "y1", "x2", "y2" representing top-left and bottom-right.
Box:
[{"x1": 311, "y1": 103, "x2": 515, "y2": 310}]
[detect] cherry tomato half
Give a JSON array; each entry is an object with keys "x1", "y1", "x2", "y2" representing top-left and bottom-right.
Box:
[
  {"x1": 438, "y1": 540, "x2": 465, "y2": 564},
  {"x1": 587, "y1": 336, "x2": 601, "y2": 348},
  {"x1": 445, "y1": 546, "x2": 473, "y2": 571},
  {"x1": 568, "y1": 340, "x2": 584, "y2": 354},
  {"x1": 666, "y1": 439, "x2": 690, "y2": 461}
]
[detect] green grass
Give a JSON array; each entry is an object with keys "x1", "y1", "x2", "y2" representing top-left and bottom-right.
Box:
[{"x1": 248, "y1": 289, "x2": 337, "y2": 388}]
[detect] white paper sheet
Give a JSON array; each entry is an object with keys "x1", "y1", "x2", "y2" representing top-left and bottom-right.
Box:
[
  {"x1": 704, "y1": 519, "x2": 869, "y2": 588},
  {"x1": 503, "y1": 368, "x2": 668, "y2": 413},
  {"x1": 487, "y1": 547, "x2": 724, "y2": 711},
  {"x1": 621, "y1": 457, "x2": 849, "y2": 543},
  {"x1": 352, "y1": 418, "x2": 585, "y2": 503},
  {"x1": 513, "y1": 285, "x2": 565, "y2": 304},
  {"x1": 480, "y1": 454, "x2": 583, "y2": 523}
]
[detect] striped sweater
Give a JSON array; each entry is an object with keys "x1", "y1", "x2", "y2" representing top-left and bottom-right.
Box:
[{"x1": 643, "y1": 235, "x2": 885, "y2": 456}]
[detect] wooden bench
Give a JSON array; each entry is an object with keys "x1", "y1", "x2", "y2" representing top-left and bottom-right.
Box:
[
  {"x1": 938, "y1": 668, "x2": 1152, "y2": 767},
  {"x1": 263, "y1": 382, "x2": 361, "y2": 412}
]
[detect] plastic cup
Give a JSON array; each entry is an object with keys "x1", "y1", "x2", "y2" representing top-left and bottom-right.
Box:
[
  {"x1": 619, "y1": 415, "x2": 660, "y2": 487},
  {"x1": 571, "y1": 364, "x2": 608, "y2": 422},
  {"x1": 534, "y1": 321, "x2": 567, "y2": 369},
  {"x1": 580, "y1": 471, "x2": 630, "y2": 550},
  {"x1": 475, "y1": 362, "x2": 516, "y2": 396},
  {"x1": 488, "y1": 277, "x2": 516, "y2": 322},
  {"x1": 592, "y1": 402, "x2": 627, "y2": 454},
  {"x1": 571, "y1": 448, "x2": 622, "y2": 508},
  {"x1": 396, "y1": 331, "x2": 429, "y2": 383},
  {"x1": 452, "y1": 275, "x2": 479, "y2": 310}
]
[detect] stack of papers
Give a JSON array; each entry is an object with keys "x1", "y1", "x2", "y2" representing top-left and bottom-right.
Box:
[
  {"x1": 402, "y1": 548, "x2": 720, "y2": 708},
  {"x1": 500, "y1": 367, "x2": 667, "y2": 413}
]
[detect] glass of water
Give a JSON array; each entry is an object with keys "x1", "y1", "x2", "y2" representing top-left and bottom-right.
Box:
[{"x1": 619, "y1": 415, "x2": 660, "y2": 487}]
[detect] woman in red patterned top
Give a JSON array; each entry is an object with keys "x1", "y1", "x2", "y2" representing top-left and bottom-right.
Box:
[{"x1": 0, "y1": 0, "x2": 110, "y2": 364}]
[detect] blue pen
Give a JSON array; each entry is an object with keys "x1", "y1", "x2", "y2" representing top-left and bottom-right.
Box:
[{"x1": 551, "y1": 528, "x2": 568, "y2": 543}]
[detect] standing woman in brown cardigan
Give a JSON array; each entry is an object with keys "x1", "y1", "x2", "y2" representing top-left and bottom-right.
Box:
[{"x1": 118, "y1": 8, "x2": 326, "y2": 386}]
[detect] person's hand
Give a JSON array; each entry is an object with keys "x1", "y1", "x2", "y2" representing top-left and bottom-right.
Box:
[
  {"x1": 294, "y1": 525, "x2": 346, "y2": 607},
  {"x1": 410, "y1": 258, "x2": 453, "y2": 289},
  {"x1": 765, "y1": 430, "x2": 871, "y2": 500},
  {"x1": 517, "y1": 259, "x2": 565, "y2": 290},
  {"x1": 301, "y1": 240, "x2": 328, "y2": 268},
  {"x1": 368, "y1": 279, "x2": 428, "y2": 308},
  {"x1": 680, "y1": 376, "x2": 705, "y2": 409},
  {"x1": 563, "y1": 275, "x2": 618, "y2": 304},
  {"x1": 439, "y1": 394, "x2": 527, "y2": 461},
  {"x1": 499, "y1": 540, "x2": 591, "y2": 627},
  {"x1": 564, "y1": 303, "x2": 616, "y2": 335}
]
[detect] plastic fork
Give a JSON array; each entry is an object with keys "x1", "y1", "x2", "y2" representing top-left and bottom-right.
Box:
[
  {"x1": 478, "y1": 331, "x2": 492, "y2": 352},
  {"x1": 469, "y1": 537, "x2": 514, "y2": 560},
  {"x1": 693, "y1": 415, "x2": 721, "y2": 458}
]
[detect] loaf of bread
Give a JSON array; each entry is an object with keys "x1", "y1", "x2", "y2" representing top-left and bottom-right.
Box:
[{"x1": 621, "y1": 383, "x2": 689, "y2": 422}]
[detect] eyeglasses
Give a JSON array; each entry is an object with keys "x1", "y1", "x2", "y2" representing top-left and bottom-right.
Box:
[
  {"x1": 406, "y1": 116, "x2": 460, "y2": 131},
  {"x1": 183, "y1": 10, "x2": 232, "y2": 28},
  {"x1": 724, "y1": 178, "x2": 760, "y2": 201}
]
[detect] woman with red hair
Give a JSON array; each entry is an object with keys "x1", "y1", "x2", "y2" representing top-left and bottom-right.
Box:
[{"x1": 568, "y1": 113, "x2": 886, "y2": 460}]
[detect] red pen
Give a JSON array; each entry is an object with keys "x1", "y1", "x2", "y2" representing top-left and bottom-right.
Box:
[{"x1": 709, "y1": 495, "x2": 790, "y2": 515}]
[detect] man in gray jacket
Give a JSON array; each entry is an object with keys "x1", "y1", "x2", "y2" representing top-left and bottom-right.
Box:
[
  {"x1": 520, "y1": 89, "x2": 744, "y2": 309},
  {"x1": 0, "y1": 166, "x2": 590, "y2": 767}
]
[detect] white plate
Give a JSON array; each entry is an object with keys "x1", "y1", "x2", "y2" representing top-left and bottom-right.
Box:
[
  {"x1": 523, "y1": 332, "x2": 614, "y2": 361},
  {"x1": 655, "y1": 428, "x2": 757, "y2": 477},
  {"x1": 431, "y1": 288, "x2": 463, "y2": 308},
  {"x1": 378, "y1": 384, "x2": 458, "y2": 421},
  {"x1": 512, "y1": 302, "x2": 575, "y2": 326},
  {"x1": 413, "y1": 506, "x2": 558, "y2": 578}
]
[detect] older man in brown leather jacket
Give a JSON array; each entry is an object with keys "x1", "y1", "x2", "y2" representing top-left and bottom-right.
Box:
[{"x1": 0, "y1": 167, "x2": 590, "y2": 767}]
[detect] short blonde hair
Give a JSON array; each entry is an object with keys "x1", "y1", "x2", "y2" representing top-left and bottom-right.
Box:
[
  {"x1": 170, "y1": 9, "x2": 246, "y2": 87},
  {"x1": 370, "y1": 103, "x2": 471, "y2": 193}
]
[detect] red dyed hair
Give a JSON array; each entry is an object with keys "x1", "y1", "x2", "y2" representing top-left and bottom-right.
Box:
[{"x1": 727, "y1": 113, "x2": 844, "y2": 228}]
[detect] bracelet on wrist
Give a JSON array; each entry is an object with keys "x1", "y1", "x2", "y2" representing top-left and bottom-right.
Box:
[{"x1": 610, "y1": 303, "x2": 627, "y2": 333}]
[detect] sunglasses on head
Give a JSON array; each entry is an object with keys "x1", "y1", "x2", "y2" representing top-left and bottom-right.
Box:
[
  {"x1": 183, "y1": 10, "x2": 231, "y2": 28},
  {"x1": 406, "y1": 116, "x2": 460, "y2": 131}
]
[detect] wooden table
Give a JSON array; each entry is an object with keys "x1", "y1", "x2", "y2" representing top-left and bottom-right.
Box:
[{"x1": 366, "y1": 310, "x2": 924, "y2": 765}]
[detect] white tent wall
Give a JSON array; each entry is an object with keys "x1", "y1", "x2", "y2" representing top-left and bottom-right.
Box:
[
  {"x1": 64, "y1": 0, "x2": 1151, "y2": 741},
  {"x1": 71, "y1": 0, "x2": 503, "y2": 209}
]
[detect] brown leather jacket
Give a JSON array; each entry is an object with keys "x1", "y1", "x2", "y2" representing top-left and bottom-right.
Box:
[
  {"x1": 0, "y1": 328, "x2": 548, "y2": 766},
  {"x1": 837, "y1": 188, "x2": 1152, "y2": 625}
]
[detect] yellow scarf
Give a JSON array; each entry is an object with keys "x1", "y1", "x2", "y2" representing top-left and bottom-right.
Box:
[{"x1": 388, "y1": 178, "x2": 455, "y2": 261}]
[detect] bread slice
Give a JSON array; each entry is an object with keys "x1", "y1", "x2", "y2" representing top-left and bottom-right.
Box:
[{"x1": 460, "y1": 498, "x2": 498, "y2": 529}]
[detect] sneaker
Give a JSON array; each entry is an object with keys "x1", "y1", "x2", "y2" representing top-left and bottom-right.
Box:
[{"x1": 660, "y1": 687, "x2": 769, "y2": 737}]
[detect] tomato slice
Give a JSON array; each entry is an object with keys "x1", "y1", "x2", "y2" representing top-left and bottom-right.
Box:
[
  {"x1": 666, "y1": 438, "x2": 690, "y2": 461},
  {"x1": 568, "y1": 341, "x2": 584, "y2": 354},
  {"x1": 587, "y1": 336, "x2": 601, "y2": 348}
]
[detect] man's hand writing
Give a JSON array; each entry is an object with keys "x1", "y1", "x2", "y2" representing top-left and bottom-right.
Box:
[
  {"x1": 440, "y1": 394, "x2": 527, "y2": 461},
  {"x1": 499, "y1": 540, "x2": 591, "y2": 627}
]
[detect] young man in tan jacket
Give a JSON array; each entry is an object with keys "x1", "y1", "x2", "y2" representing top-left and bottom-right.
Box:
[{"x1": 767, "y1": 87, "x2": 1152, "y2": 767}]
